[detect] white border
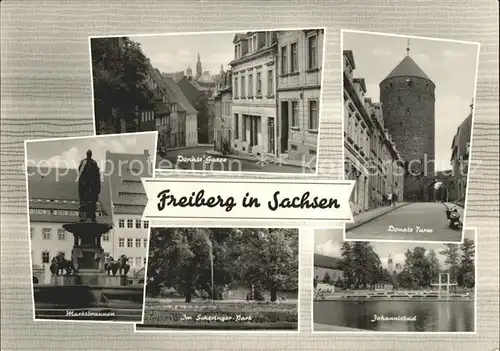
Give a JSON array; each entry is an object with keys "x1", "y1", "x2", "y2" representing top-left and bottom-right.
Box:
[
  {"x1": 25, "y1": 130, "x2": 158, "y2": 324},
  {"x1": 88, "y1": 27, "x2": 327, "y2": 177},
  {"x1": 134, "y1": 225, "x2": 301, "y2": 334},
  {"x1": 311, "y1": 226, "x2": 478, "y2": 335},
  {"x1": 339, "y1": 29, "x2": 481, "y2": 244}
]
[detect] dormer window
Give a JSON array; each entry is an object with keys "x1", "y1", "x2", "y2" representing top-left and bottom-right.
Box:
[
  {"x1": 265, "y1": 32, "x2": 272, "y2": 46},
  {"x1": 249, "y1": 34, "x2": 258, "y2": 53},
  {"x1": 234, "y1": 43, "x2": 242, "y2": 59}
]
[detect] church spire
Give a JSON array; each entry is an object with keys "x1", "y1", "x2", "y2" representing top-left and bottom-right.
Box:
[
  {"x1": 196, "y1": 52, "x2": 202, "y2": 80},
  {"x1": 406, "y1": 39, "x2": 411, "y2": 56}
]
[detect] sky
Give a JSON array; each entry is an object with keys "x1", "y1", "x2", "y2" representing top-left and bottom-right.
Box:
[
  {"x1": 314, "y1": 228, "x2": 475, "y2": 269},
  {"x1": 129, "y1": 32, "x2": 236, "y2": 76},
  {"x1": 26, "y1": 132, "x2": 157, "y2": 170},
  {"x1": 342, "y1": 31, "x2": 479, "y2": 172}
]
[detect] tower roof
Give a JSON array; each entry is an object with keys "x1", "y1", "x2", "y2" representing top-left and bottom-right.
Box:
[{"x1": 383, "y1": 55, "x2": 432, "y2": 81}]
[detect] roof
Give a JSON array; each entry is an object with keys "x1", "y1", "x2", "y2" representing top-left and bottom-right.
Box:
[
  {"x1": 27, "y1": 166, "x2": 112, "y2": 224},
  {"x1": 106, "y1": 150, "x2": 152, "y2": 215},
  {"x1": 314, "y1": 254, "x2": 342, "y2": 269},
  {"x1": 383, "y1": 55, "x2": 432, "y2": 82},
  {"x1": 161, "y1": 75, "x2": 198, "y2": 115},
  {"x1": 177, "y1": 77, "x2": 205, "y2": 106},
  {"x1": 233, "y1": 33, "x2": 248, "y2": 43},
  {"x1": 343, "y1": 50, "x2": 356, "y2": 70}
]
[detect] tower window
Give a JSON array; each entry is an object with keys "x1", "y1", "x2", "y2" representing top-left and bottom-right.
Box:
[
  {"x1": 406, "y1": 78, "x2": 413, "y2": 87},
  {"x1": 388, "y1": 83, "x2": 393, "y2": 89},
  {"x1": 397, "y1": 96, "x2": 401, "y2": 103}
]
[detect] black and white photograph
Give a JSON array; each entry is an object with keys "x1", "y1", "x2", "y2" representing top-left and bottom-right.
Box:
[
  {"x1": 90, "y1": 29, "x2": 325, "y2": 174},
  {"x1": 136, "y1": 227, "x2": 299, "y2": 331},
  {"x1": 313, "y1": 228, "x2": 476, "y2": 332},
  {"x1": 342, "y1": 30, "x2": 479, "y2": 243},
  {"x1": 26, "y1": 132, "x2": 156, "y2": 322}
]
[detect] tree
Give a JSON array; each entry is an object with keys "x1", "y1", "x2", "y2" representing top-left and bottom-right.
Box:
[
  {"x1": 440, "y1": 244, "x2": 460, "y2": 283},
  {"x1": 235, "y1": 228, "x2": 299, "y2": 301},
  {"x1": 146, "y1": 227, "x2": 299, "y2": 303},
  {"x1": 427, "y1": 249, "x2": 441, "y2": 283},
  {"x1": 322, "y1": 272, "x2": 331, "y2": 284},
  {"x1": 91, "y1": 37, "x2": 154, "y2": 134},
  {"x1": 339, "y1": 241, "x2": 383, "y2": 290},
  {"x1": 459, "y1": 239, "x2": 475, "y2": 288}
]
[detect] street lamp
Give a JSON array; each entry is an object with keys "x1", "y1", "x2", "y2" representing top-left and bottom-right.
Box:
[{"x1": 209, "y1": 240, "x2": 215, "y2": 304}]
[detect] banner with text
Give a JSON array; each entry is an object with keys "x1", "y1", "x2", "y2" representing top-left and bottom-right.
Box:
[{"x1": 141, "y1": 178, "x2": 355, "y2": 224}]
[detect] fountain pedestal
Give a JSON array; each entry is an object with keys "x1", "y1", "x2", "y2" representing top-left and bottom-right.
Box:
[{"x1": 62, "y1": 221, "x2": 121, "y2": 286}]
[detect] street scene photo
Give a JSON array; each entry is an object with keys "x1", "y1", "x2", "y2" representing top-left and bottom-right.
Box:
[
  {"x1": 313, "y1": 228, "x2": 476, "y2": 332},
  {"x1": 136, "y1": 227, "x2": 299, "y2": 331},
  {"x1": 342, "y1": 30, "x2": 479, "y2": 242},
  {"x1": 26, "y1": 132, "x2": 156, "y2": 322},
  {"x1": 90, "y1": 29, "x2": 324, "y2": 173}
]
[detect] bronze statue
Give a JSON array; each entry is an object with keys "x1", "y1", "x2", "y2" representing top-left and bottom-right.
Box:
[{"x1": 77, "y1": 149, "x2": 101, "y2": 222}]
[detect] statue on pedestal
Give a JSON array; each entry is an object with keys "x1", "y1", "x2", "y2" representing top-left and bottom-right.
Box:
[{"x1": 78, "y1": 149, "x2": 101, "y2": 222}]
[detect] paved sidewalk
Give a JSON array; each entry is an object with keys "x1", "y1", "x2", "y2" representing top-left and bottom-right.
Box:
[
  {"x1": 346, "y1": 202, "x2": 409, "y2": 231},
  {"x1": 205, "y1": 150, "x2": 314, "y2": 169}
]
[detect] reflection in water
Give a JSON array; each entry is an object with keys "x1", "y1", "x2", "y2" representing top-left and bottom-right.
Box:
[{"x1": 314, "y1": 300, "x2": 475, "y2": 332}]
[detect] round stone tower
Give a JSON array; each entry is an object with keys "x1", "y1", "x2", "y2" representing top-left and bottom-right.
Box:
[{"x1": 379, "y1": 45, "x2": 435, "y2": 202}]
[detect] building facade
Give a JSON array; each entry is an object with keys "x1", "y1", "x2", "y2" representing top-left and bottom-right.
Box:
[
  {"x1": 214, "y1": 70, "x2": 233, "y2": 152},
  {"x1": 379, "y1": 49, "x2": 436, "y2": 202},
  {"x1": 28, "y1": 151, "x2": 151, "y2": 284},
  {"x1": 230, "y1": 31, "x2": 278, "y2": 157},
  {"x1": 343, "y1": 50, "x2": 405, "y2": 215},
  {"x1": 451, "y1": 104, "x2": 473, "y2": 203},
  {"x1": 276, "y1": 29, "x2": 323, "y2": 162},
  {"x1": 104, "y1": 150, "x2": 151, "y2": 277},
  {"x1": 343, "y1": 51, "x2": 374, "y2": 214},
  {"x1": 28, "y1": 167, "x2": 112, "y2": 284}
]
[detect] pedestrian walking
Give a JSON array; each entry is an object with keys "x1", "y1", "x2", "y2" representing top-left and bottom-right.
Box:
[
  {"x1": 392, "y1": 193, "x2": 397, "y2": 207},
  {"x1": 387, "y1": 193, "x2": 392, "y2": 207}
]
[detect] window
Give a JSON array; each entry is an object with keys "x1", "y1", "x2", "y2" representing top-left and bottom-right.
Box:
[
  {"x1": 143, "y1": 221, "x2": 149, "y2": 229},
  {"x1": 119, "y1": 238, "x2": 124, "y2": 247},
  {"x1": 127, "y1": 238, "x2": 133, "y2": 247},
  {"x1": 42, "y1": 228, "x2": 51, "y2": 240},
  {"x1": 135, "y1": 238, "x2": 141, "y2": 247},
  {"x1": 249, "y1": 35, "x2": 258, "y2": 52},
  {"x1": 265, "y1": 31, "x2": 272, "y2": 46},
  {"x1": 102, "y1": 232, "x2": 109, "y2": 241},
  {"x1": 30, "y1": 227, "x2": 34, "y2": 239},
  {"x1": 241, "y1": 74, "x2": 246, "y2": 97},
  {"x1": 143, "y1": 237, "x2": 148, "y2": 247},
  {"x1": 281, "y1": 46, "x2": 288, "y2": 75},
  {"x1": 135, "y1": 220, "x2": 141, "y2": 229},
  {"x1": 127, "y1": 219, "x2": 133, "y2": 228},
  {"x1": 291, "y1": 101, "x2": 299, "y2": 127},
  {"x1": 135, "y1": 257, "x2": 141, "y2": 267},
  {"x1": 267, "y1": 70, "x2": 273, "y2": 95},
  {"x1": 256, "y1": 72, "x2": 262, "y2": 95},
  {"x1": 248, "y1": 73, "x2": 253, "y2": 97},
  {"x1": 119, "y1": 219, "x2": 125, "y2": 228},
  {"x1": 234, "y1": 77, "x2": 238, "y2": 97},
  {"x1": 41, "y1": 251, "x2": 50, "y2": 264},
  {"x1": 57, "y1": 229, "x2": 66, "y2": 241},
  {"x1": 235, "y1": 114, "x2": 239, "y2": 139},
  {"x1": 143, "y1": 257, "x2": 147, "y2": 265},
  {"x1": 406, "y1": 78, "x2": 413, "y2": 87},
  {"x1": 291, "y1": 42, "x2": 298, "y2": 72},
  {"x1": 308, "y1": 35, "x2": 318, "y2": 69},
  {"x1": 309, "y1": 100, "x2": 319, "y2": 130}
]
